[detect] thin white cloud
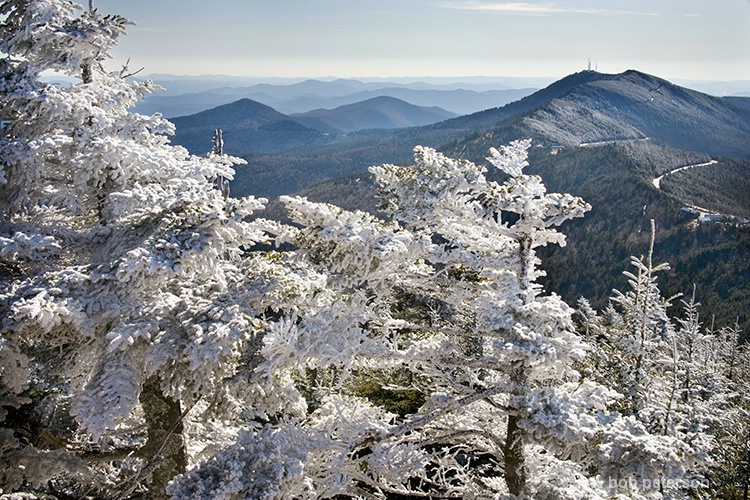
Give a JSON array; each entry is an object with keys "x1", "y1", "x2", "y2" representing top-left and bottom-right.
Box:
[{"x1": 441, "y1": 1, "x2": 661, "y2": 16}]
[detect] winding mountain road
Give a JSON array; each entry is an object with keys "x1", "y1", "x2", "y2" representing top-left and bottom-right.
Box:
[{"x1": 652, "y1": 160, "x2": 718, "y2": 189}]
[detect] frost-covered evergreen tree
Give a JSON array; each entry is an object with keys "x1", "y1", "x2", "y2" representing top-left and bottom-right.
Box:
[
  {"x1": 608, "y1": 221, "x2": 681, "y2": 422},
  {"x1": 0, "y1": 1, "x2": 290, "y2": 496},
  {"x1": 365, "y1": 141, "x2": 609, "y2": 497}
]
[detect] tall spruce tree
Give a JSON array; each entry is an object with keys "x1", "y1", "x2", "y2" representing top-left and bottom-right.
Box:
[{"x1": 0, "y1": 1, "x2": 289, "y2": 496}]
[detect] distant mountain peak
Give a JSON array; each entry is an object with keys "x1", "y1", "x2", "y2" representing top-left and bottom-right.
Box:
[
  {"x1": 169, "y1": 98, "x2": 326, "y2": 155},
  {"x1": 454, "y1": 68, "x2": 750, "y2": 160},
  {"x1": 174, "y1": 98, "x2": 283, "y2": 126},
  {"x1": 292, "y1": 96, "x2": 457, "y2": 134}
]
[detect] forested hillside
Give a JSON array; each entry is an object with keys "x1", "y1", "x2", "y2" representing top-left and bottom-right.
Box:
[{"x1": 2, "y1": 1, "x2": 750, "y2": 499}]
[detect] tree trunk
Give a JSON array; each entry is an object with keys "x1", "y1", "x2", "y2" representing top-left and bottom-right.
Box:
[
  {"x1": 504, "y1": 235, "x2": 532, "y2": 496},
  {"x1": 504, "y1": 360, "x2": 528, "y2": 496},
  {"x1": 139, "y1": 376, "x2": 187, "y2": 499},
  {"x1": 504, "y1": 413, "x2": 527, "y2": 496}
]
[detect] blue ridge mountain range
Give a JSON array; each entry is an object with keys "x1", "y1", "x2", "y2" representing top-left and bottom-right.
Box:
[{"x1": 134, "y1": 76, "x2": 541, "y2": 118}]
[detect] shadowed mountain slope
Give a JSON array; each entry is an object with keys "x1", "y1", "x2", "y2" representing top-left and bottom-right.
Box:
[
  {"x1": 170, "y1": 96, "x2": 458, "y2": 156},
  {"x1": 292, "y1": 96, "x2": 457, "y2": 134},
  {"x1": 169, "y1": 98, "x2": 328, "y2": 156},
  {"x1": 518, "y1": 70, "x2": 750, "y2": 158}
]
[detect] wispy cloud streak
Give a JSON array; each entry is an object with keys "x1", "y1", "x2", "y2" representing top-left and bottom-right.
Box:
[{"x1": 441, "y1": 1, "x2": 661, "y2": 16}]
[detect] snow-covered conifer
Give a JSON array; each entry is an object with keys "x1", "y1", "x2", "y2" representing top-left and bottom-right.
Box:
[{"x1": 0, "y1": 1, "x2": 289, "y2": 496}]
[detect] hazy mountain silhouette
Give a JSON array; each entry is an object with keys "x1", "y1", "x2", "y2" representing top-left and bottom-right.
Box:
[
  {"x1": 134, "y1": 78, "x2": 539, "y2": 117},
  {"x1": 292, "y1": 96, "x2": 457, "y2": 134},
  {"x1": 169, "y1": 98, "x2": 328, "y2": 155},
  {"x1": 170, "y1": 96, "x2": 459, "y2": 155}
]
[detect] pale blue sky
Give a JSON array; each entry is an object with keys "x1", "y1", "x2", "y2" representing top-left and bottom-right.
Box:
[{"x1": 94, "y1": 0, "x2": 750, "y2": 81}]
